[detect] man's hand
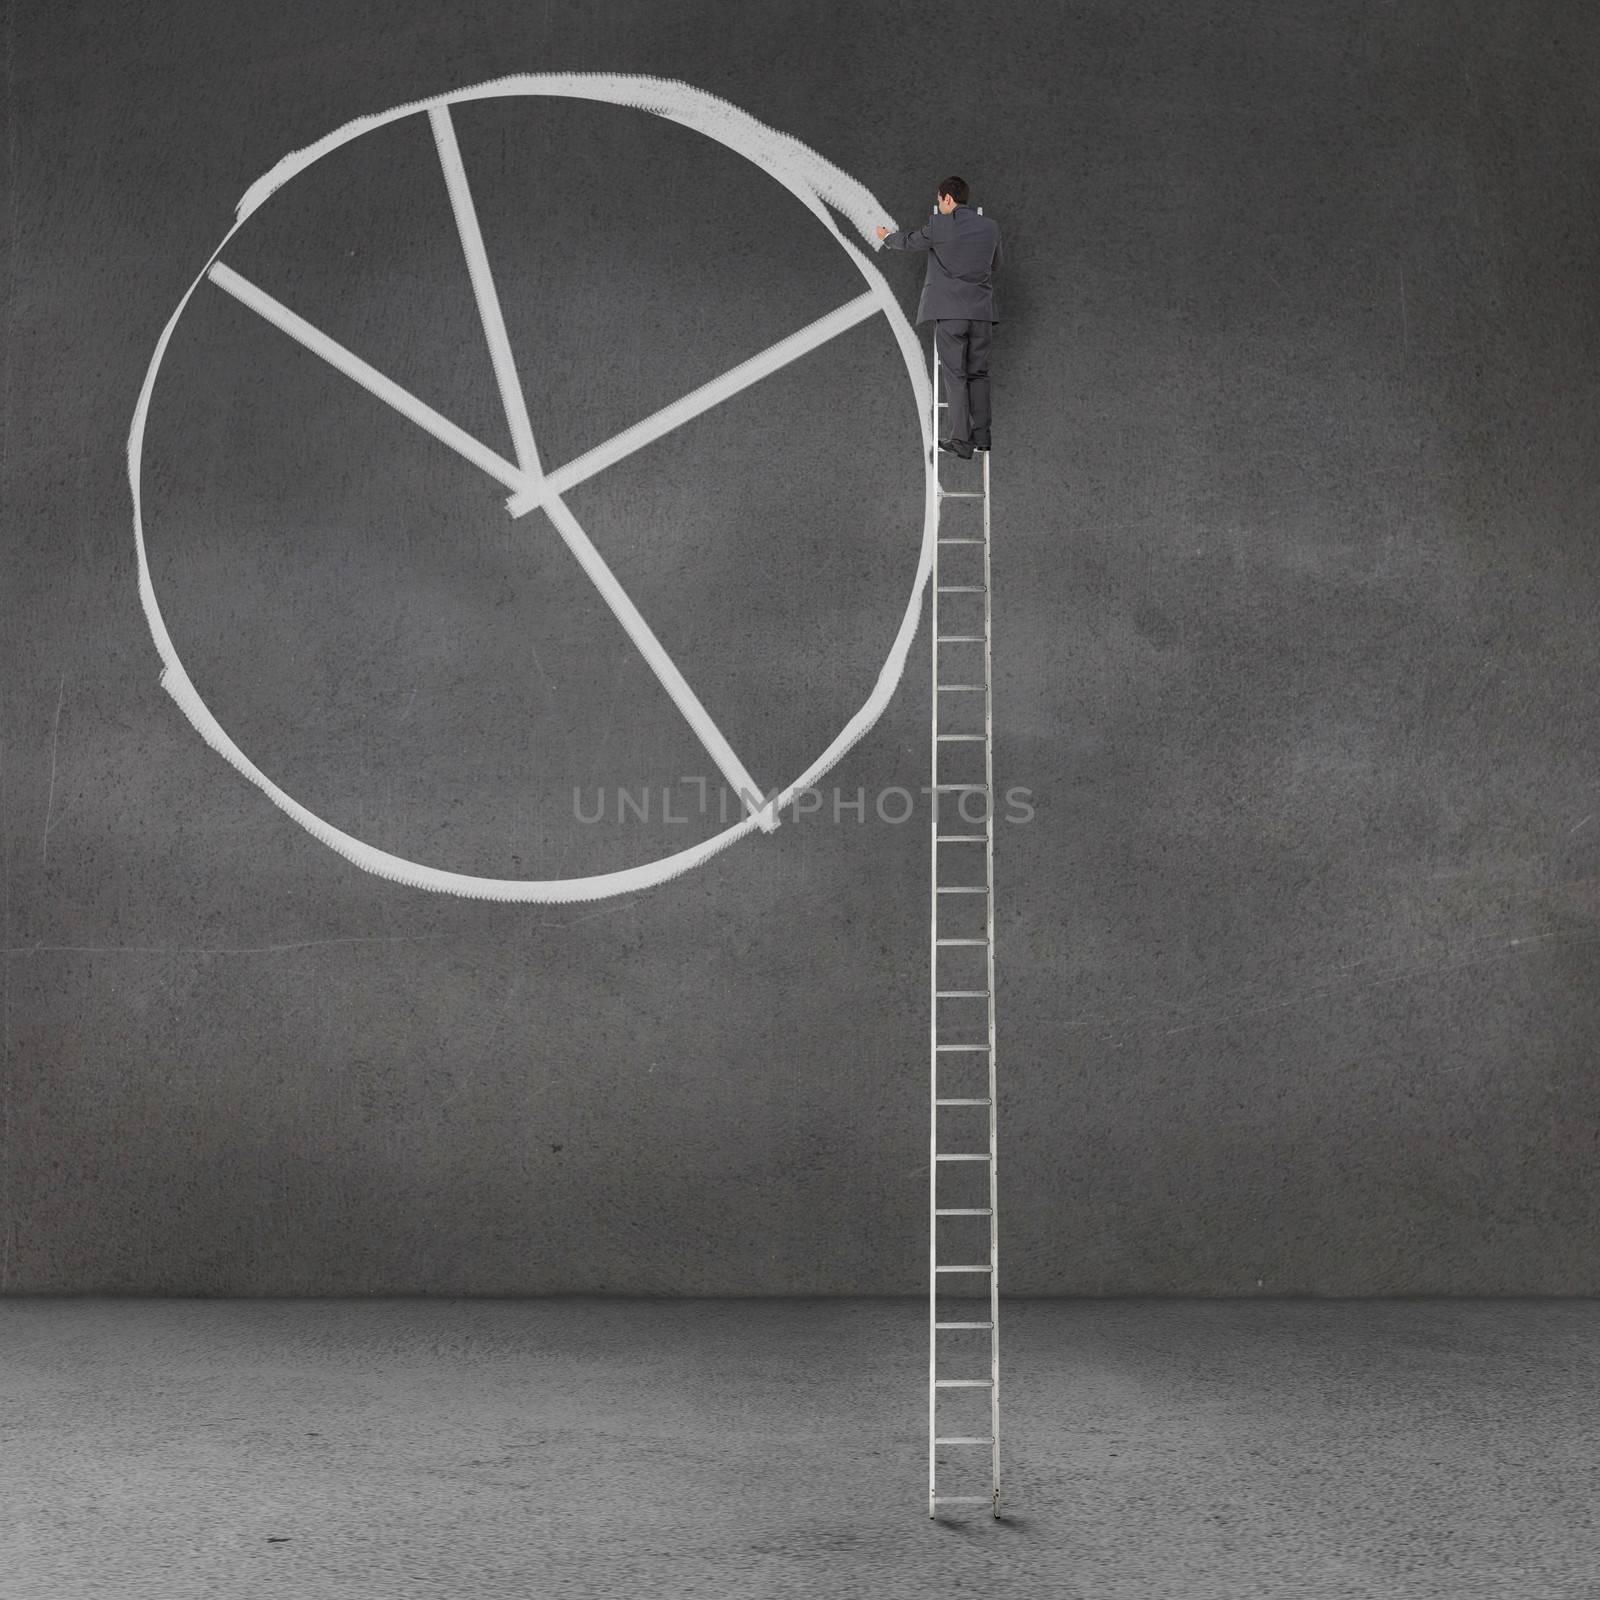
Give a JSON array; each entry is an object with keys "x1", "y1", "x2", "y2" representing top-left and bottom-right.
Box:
[{"x1": 875, "y1": 225, "x2": 890, "y2": 241}]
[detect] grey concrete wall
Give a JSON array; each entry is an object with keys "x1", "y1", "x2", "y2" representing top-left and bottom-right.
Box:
[{"x1": 4, "y1": 0, "x2": 1598, "y2": 1295}]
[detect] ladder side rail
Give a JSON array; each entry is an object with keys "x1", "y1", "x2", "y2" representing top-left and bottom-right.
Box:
[
  {"x1": 982, "y1": 441, "x2": 1000, "y2": 1517},
  {"x1": 927, "y1": 342, "x2": 941, "y2": 1520}
]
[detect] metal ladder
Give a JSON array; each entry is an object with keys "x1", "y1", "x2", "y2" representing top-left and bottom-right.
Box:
[{"x1": 928, "y1": 341, "x2": 999, "y2": 1519}]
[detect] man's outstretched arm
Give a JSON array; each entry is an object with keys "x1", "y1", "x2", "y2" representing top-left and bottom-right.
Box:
[{"x1": 875, "y1": 220, "x2": 934, "y2": 251}]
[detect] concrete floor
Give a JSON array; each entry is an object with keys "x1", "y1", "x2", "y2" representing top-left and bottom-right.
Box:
[{"x1": 3, "y1": 1298, "x2": 1596, "y2": 1599}]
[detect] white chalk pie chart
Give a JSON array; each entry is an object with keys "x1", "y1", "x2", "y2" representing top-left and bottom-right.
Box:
[{"x1": 128, "y1": 74, "x2": 937, "y2": 903}]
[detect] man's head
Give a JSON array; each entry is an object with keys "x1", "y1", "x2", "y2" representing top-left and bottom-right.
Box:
[{"x1": 936, "y1": 175, "x2": 970, "y2": 213}]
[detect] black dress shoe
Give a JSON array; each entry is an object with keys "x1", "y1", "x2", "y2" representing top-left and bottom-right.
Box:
[
  {"x1": 938, "y1": 437, "x2": 974, "y2": 460},
  {"x1": 972, "y1": 432, "x2": 991, "y2": 452}
]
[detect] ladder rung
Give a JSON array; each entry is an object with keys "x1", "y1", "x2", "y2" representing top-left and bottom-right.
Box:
[
  {"x1": 936, "y1": 885, "x2": 988, "y2": 893},
  {"x1": 936, "y1": 834, "x2": 986, "y2": 842},
  {"x1": 935, "y1": 1321, "x2": 993, "y2": 1329},
  {"x1": 934, "y1": 1157, "x2": 990, "y2": 1166},
  {"x1": 938, "y1": 537, "x2": 983, "y2": 544},
  {"x1": 932, "y1": 1496, "x2": 991, "y2": 1504},
  {"x1": 936, "y1": 938, "x2": 987, "y2": 947},
  {"x1": 934, "y1": 1436, "x2": 994, "y2": 1445},
  {"x1": 936, "y1": 1045, "x2": 990, "y2": 1052},
  {"x1": 934, "y1": 1263, "x2": 992, "y2": 1271},
  {"x1": 936, "y1": 734, "x2": 985, "y2": 742},
  {"x1": 936, "y1": 685, "x2": 984, "y2": 692},
  {"x1": 937, "y1": 585, "x2": 986, "y2": 593},
  {"x1": 935, "y1": 990, "x2": 989, "y2": 997},
  {"x1": 935, "y1": 1379, "x2": 993, "y2": 1387},
  {"x1": 936, "y1": 1097, "x2": 991, "y2": 1106},
  {"x1": 937, "y1": 635, "x2": 985, "y2": 643},
  {"x1": 932, "y1": 786, "x2": 987, "y2": 796},
  {"x1": 939, "y1": 491, "x2": 986, "y2": 500},
  {"x1": 936, "y1": 1208, "x2": 993, "y2": 1216}
]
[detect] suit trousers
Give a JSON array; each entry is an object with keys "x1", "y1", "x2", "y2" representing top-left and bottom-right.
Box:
[{"x1": 934, "y1": 318, "x2": 993, "y2": 444}]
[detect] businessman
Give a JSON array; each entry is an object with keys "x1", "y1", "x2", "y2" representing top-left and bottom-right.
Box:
[{"x1": 876, "y1": 175, "x2": 1002, "y2": 459}]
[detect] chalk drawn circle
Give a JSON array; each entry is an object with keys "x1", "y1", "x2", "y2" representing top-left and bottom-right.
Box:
[{"x1": 128, "y1": 73, "x2": 936, "y2": 903}]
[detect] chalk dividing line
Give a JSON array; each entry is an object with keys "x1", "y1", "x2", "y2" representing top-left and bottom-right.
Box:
[
  {"x1": 428, "y1": 105, "x2": 544, "y2": 491},
  {"x1": 207, "y1": 261, "x2": 525, "y2": 491},
  {"x1": 204, "y1": 107, "x2": 879, "y2": 835},
  {"x1": 502, "y1": 291, "x2": 879, "y2": 517}
]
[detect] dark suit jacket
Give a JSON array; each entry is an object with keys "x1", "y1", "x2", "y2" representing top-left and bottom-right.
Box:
[{"x1": 880, "y1": 203, "x2": 1003, "y2": 324}]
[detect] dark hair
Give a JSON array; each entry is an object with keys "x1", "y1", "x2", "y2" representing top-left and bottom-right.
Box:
[{"x1": 937, "y1": 175, "x2": 970, "y2": 206}]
